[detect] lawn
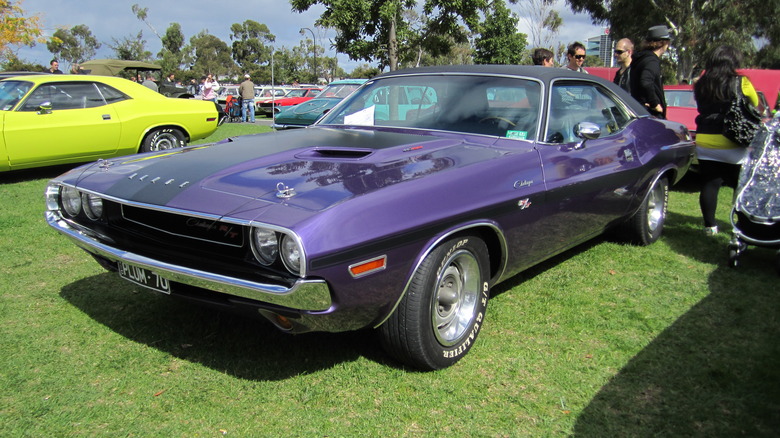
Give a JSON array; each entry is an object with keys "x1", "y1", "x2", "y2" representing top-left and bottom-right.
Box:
[{"x1": 1, "y1": 124, "x2": 778, "y2": 437}]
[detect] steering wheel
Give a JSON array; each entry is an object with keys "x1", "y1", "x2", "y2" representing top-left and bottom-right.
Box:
[{"x1": 479, "y1": 116, "x2": 516, "y2": 127}]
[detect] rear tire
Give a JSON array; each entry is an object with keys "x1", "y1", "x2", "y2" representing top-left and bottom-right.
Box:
[
  {"x1": 379, "y1": 235, "x2": 490, "y2": 370},
  {"x1": 141, "y1": 128, "x2": 186, "y2": 153}
]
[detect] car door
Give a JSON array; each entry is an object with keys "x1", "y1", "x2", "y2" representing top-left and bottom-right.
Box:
[
  {"x1": 537, "y1": 80, "x2": 640, "y2": 250},
  {"x1": 4, "y1": 81, "x2": 122, "y2": 168}
]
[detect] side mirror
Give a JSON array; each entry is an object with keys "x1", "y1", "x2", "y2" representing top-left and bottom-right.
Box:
[
  {"x1": 38, "y1": 102, "x2": 52, "y2": 115},
  {"x1": 573, "y1": 122, "x2": 601, "y2": 149}
]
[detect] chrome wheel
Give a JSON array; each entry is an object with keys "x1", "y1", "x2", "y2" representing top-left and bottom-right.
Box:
[
  {"x1": 151, "y1": 131, "x2": 182, "y2": 150},
  {"x1": 646, "y1": 181, "x2": 666, "y2": 233},
  {"x1": 432, "y1": 249, "x2": 480, "y2": 346}
]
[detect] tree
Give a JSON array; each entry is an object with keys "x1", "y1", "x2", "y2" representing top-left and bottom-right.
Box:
[
  {"x1": 108, "y1": 31, "x2": 152, "y2": 61},
  {"x1": 565, "y1": 0, "x2": 774, "y2": 82},
  {"x1": 473, "y1": 1, "x2": 527, "y2": 65},
  {"x1": 297, "y1": 34, "x2": 324, "y2": 82},
  {"x1": 290, "y1": 0, "x2": 491, "y2": 71},
  {"x1": 47, "y1": 25, "x2": 101, "y2": 65},
  {"x1": 0, "y1": 0, "x2": 49, "y2": 62},
  {"x1": 230, "y1": 20, "x2": 275, "y2": 73},
  {"x1": 1, "y1": 55, "x2": 44, "y2": 71},
  {"x1": 158, "y1": 23, "x2": 189, "y2": 74},
  {"x1": 516, "y1": 0, "x2": 562, "y2": 49},
  {"x1": 348, "y1": 63, "x2": 382, "y2": 79},
  {"x1": 190, "y1": 31, "x2": 235, "y2": 78},
  {"x1": 131, "y1": 4, "x2": 161, "y2": 40}
]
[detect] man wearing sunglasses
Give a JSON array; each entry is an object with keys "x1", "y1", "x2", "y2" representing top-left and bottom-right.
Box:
[
  {"x1": 562, "y1": 42, "x2": 588, "y2": 73},
  {"x1": 613, "y1": 38, "x2": 633, "y2": 92}
]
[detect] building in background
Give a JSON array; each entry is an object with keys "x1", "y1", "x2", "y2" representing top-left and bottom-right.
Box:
[{"x1": 587, "y1": 29, "x2": 613, "y2": 67}]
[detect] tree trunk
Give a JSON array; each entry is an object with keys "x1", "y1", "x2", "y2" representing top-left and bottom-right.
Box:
[{"x1": 389, "y1": 14, "x2": 398, "y2": 71}]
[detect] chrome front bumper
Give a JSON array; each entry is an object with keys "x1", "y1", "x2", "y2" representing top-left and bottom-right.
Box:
[{"x1": 46, "y1": 212, "x2": 333, "y2": 311}]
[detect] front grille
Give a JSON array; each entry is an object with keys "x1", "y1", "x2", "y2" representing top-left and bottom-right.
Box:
[
  {"x1": 121, "y1": 204, "x2": 244, "y2": 247},
  {"x1": 76, "y1": 200, "x2": 298, "y2": 289}
]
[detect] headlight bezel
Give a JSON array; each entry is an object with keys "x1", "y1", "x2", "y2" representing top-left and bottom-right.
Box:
[
  {"x1": 50, "y1": 183, "x2": 105, "y2": 222},
  {"x1": 60, "y1": 185, "x2": 82, "y2": 217},
  {"x1": 82, "y1": 192, "x2": 104, "y2": 221},
  {"x1": 249, "y1": 224, "x2": 306, "y2": 277},
  {"x1": 280, "y1": 234, "x2": 303, "y2": 275},
  {"x1": 250, "y1": 227, "x2": 279, "y2": 266}
]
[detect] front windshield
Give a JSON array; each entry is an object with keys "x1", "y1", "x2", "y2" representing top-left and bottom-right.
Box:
[
  {"x1": 319, "y1": 75, "x2": 542, "y2": 140},
  {"x1": 0, "y1": 80, "x2": 33, "y2": 111}
]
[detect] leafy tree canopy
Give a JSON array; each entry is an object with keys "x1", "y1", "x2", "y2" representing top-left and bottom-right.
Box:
[
  {"x1": 230, "y1": 20, "x2": 275, "y2": 73},
  {"x1": 565, "y1": 0, "x2": 779, "y2": 81},
  {"x1": 190, "y1": 31, "x2": 235, "y2": 78},
  {"x1": 47, "y1": 24, "x2": 101, "y2": 65},
  {"x1": 0, "y1": 0, "x2": 49, "y2": 61},
  {"x1": 473, "y1": 0, "x2": 528, "y2": 65},
  {"x1": 290, "y1": 0, "x2": 492, "y2": 71},
  {"x1": 108, "y1": 31, "x2": 152, "y2": 62}
]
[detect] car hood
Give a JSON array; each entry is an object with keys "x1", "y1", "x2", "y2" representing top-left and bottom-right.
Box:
[{"x1": 62, "y1": 127, "x2": 502, "y2": 221}]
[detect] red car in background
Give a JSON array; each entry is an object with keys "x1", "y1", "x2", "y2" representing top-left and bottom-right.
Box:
[
  {"x1": 258, "y1": 87, "x2": 322, "y2": 117},
  {"x1": 664, "y1": 84, "x2": 698, "y2": 136}
]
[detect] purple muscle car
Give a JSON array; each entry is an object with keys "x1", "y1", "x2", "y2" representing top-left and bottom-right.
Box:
[{"x1": 46, "y1": 65, "x2": 695, "y2": 370}]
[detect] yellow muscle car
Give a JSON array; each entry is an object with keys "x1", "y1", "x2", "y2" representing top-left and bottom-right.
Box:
[{"x1": 0, "y1": 74, "x2": 220, "y2": 172}]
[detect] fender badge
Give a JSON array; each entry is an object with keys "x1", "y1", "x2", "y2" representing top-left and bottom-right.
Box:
[{"x1": 517, "y1": 198, "x2": 532, "y2": 210}]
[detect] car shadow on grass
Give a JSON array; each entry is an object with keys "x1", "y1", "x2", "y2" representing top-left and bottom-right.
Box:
[
  {"x1": 60, "y1": 273, "x2": 391, "y2": 380},
  {"x1": 572, "y1": 210, "x2": 780, "y2": 436}
]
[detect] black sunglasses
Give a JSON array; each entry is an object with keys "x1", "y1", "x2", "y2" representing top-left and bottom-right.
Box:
[
  {"x1": 614, "y1": 50, "x2": 626, "y2": 55},
  {"x1": 574, "y1": 55, "x2": 586, "y2": 60}
]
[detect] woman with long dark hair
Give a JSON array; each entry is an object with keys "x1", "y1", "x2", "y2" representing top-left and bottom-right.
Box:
[{"x1": 694, "y1": 45, "x2": 760, "y2": 236}]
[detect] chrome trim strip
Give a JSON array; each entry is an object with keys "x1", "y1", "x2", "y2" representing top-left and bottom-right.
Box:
[{"x1": 46, "y1": 211, "x2": 332, "y2": 311}]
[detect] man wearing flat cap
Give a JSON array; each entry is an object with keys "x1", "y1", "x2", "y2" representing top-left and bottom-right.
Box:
[{"x1": 629, "y1": 25, "x2": 673, "y2": 118}]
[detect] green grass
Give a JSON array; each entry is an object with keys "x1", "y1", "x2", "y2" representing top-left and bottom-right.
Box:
[{"x1": 1, "y1": 124, "x2": 779, "y2": 436}]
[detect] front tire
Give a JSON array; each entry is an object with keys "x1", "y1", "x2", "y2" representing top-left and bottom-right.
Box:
[
  {"x1": 379, "y1": 235, "x2": 490, "y2": 370},
  {"x1": 141, "y1": 128, "x2": 186, "y2": 153},
  {"x1": 623, "y1": 176, "x2": 668, "y2": 245}
]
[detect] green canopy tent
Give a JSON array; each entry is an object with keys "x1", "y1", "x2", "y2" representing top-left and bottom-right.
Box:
[
  {"x1": 79, "y1": 59, "x2": 162, "y2": 76},
  {"x1": 79, "y1": 59, "x2": 194, "y2": 99}
]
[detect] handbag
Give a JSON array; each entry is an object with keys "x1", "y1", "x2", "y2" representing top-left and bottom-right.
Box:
[{"x1": 722, "y1": 76, "x2": 763, "y2": 147}]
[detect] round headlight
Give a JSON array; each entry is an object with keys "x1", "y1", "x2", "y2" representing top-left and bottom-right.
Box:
[
  {"x1": 82, "y1": 193, "x2": 103, "y2": 220},
  {"x1": 280, "y1": 235, "x2": 302, "y2": 275},
  {"x1": 252, "y1": 228, "x2": 278, "y2": 265},
  {"x1": 61, "y1": 186, "x2": 82, "y2": 217}
]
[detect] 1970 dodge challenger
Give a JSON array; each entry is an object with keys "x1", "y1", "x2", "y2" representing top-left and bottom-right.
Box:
[{"x1": 46, "y1": 65, "x2": 695, "y2": 370}]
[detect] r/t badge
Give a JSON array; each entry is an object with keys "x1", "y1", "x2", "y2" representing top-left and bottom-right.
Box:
[{"x1": 517, "y1": 198, "x2": 532, "y2": 210}]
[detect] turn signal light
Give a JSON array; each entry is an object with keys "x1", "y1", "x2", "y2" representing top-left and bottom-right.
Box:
[{"x1": 349, "y1": 256, "x2": 387, "y2": 278}]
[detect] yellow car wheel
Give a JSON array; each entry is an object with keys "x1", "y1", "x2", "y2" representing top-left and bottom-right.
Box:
[{"x1": 141, "y1": 128, "x2": 185, "y2": 153}]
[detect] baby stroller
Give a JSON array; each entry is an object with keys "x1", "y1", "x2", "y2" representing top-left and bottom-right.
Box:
[
  {"x1": 728, "y1": 113, "x2": 780, "y2": 273},
  {"x1": 224, "y1": 95, "x2": 243, "y2": 123}
]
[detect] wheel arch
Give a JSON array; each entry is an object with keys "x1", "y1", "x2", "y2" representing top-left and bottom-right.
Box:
[{"x1": 373, "y1": 221, "x2": 508, "y2": 329}]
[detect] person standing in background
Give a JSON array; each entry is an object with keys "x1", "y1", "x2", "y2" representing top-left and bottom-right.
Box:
[
  {"x1": 630, "y1": 25, "x2": 672, "y2": 118},
  {"x1": 612, "y1": 38, "x2": 633, "y2": 93},
  {"x1": 562, "y1": 42, "x2": 588, "y2": 73},
  {"x1": 48, "y1": 59, "x2": 62, "y2": 74},
  {"x1": 532, "y1": 48, "x2": 555, "y2": 67},
  {"x1": 693, "y1": 45, "x2": 760, "y2": 236},
  {"x1": 238, "y1": 73, "x2": 256, "y2": 123}
]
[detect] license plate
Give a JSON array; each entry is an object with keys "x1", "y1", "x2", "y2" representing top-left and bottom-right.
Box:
[{"x1": 118, "y1": 261, "x2": 171, "y2": 294}]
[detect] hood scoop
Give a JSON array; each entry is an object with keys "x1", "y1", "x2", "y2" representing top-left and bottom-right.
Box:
[{"x1": 295, "y1": 147, "x2": 374, "y2": 160}]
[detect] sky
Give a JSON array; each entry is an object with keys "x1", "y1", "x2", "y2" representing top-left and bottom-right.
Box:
[{"x1": 16, "y1": 0, "x2": 606, "y2": 73}]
